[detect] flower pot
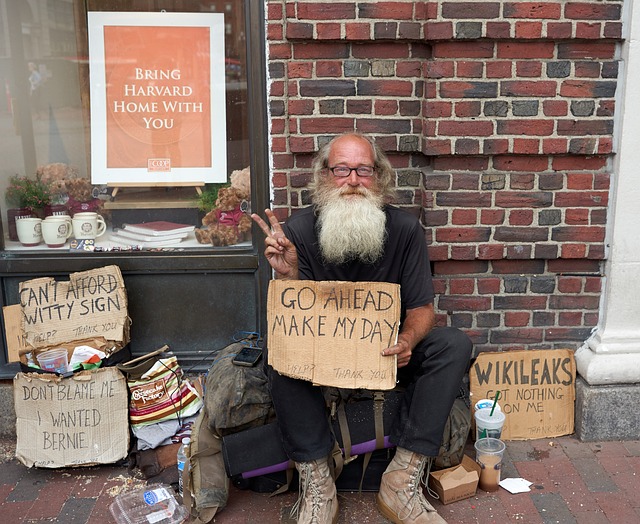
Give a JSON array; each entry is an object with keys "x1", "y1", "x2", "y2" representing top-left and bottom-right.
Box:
[{"x1": 7, "y1": 207, "x2": 36, "y2": 241}]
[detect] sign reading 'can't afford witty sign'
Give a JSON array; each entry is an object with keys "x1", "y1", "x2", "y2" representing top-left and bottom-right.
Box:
[
  {"x1": 470, "y1": 349, "x2": 576, "y2": 440},
  {"x1": 267, "y1": 280, "x2": 401, "y2": 390}
]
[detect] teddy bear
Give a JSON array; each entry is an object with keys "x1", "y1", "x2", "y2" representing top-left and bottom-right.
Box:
[
  {"x1": 36, "y1": 162, "x2": 79, "y2": 202},
  {"x1": 195, "y1": 186, "x2": 252, "y2": 246},
  {"x1": 65, "y1": 177, "x2": 106, "y2": 217}
]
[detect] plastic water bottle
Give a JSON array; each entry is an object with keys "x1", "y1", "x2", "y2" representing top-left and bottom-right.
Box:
[
  {"x1": 177, "y1": 437, "x2": 191, "y2": 497},
  {"x1": 109, "y1": 483, "x2": 188, "y2": 524}
]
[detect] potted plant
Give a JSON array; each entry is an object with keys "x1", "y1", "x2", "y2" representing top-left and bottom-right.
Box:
[{"x1": 5, "y1": 175, "x2": 52, "y2": 240}]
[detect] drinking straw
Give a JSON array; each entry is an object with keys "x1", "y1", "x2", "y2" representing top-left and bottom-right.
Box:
[{"x1": 489, "y1": 390, "x2": 500, "y2": 416}]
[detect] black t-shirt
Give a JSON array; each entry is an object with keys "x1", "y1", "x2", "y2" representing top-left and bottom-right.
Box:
[{"x1": 283, "y1": 205, "x2": 434, "y2": 321}]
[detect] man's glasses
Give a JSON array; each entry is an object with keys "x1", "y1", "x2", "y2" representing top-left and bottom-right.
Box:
[{"x1": 328, "y1": 165, "x2": 375, "y2": 177}]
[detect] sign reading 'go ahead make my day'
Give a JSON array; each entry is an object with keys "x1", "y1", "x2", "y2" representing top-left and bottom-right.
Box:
[{"x1": 267, "y1": 280, "x2": 401, "y2": 390}]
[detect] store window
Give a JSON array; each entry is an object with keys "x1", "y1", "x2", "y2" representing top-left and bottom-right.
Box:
[{"x1": 0, "y1": 0, "x2": 254, "y2": 253}]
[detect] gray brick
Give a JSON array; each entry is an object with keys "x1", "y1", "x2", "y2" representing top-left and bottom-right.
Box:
[
  {"x1": 538, "y1": 209, "x2": 561, "y2": 226},
  {"x1": 547, "y1": 61, "x2": 571, "y2": 78},
  {"x1": 399, "y1": 135, "x2": 419, "y2": 152},
  {"x1": 456, "y1": 22, "x2": 483, "y2": 39},
  {"x1": 504, "y1": 276, "x2": 528, "y2": 293},
  {"x1": 344, "y1": 60, "x2": 370, "y2": 77},
  {"x1": 571, "y1": 100, "x2": 596, "y2": 117},
  {"x1": 482, "y1": 173, "x2": 506, "y2": 190},
  {"x1": 512, "y1": 100, "x2": 539, "y2": 116},
  {"x1": 484, "y1": 100, "x2": 509, "y2": 117},
  {"x1": 319, "y1": 99, "x2": 344, "y2": 115},
  {"x1": 371, "y1": 60, "x2": 395, "y2": 77},
  {"x1": 530, "y1": 493, "x2": 577, "y2": 524},
  {"x1": 530, "y1": 276, "x2": 556, "y2": 294}
]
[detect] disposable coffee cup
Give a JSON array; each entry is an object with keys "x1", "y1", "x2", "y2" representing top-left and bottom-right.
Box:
[
  {"x1": 475, "y1": 407, "x2": 506, "y2": 440},
  {"x1": 474, "y1": 437, "x2": 506, "y2": 492},
  {"x1": 36, "y1": 348, "x2": 69, "y2": 374}
]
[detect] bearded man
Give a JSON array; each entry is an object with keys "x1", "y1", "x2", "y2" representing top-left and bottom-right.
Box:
[{"x1": 252, "y1": 133, "x2": 472, "y2": 524}]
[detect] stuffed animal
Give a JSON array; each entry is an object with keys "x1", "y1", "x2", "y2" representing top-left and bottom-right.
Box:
[
  {"x1": 195, "y1": 186, "x2": 251, "y2": 246},
  {"x1": 229, "y1": 166, "x2": 251, "y2": 198},
  {"x1": 65, "y1": 177, "x2": 105, "y2": 216},
  {"x1": 36, "y1": 163, "x2": 79, "y2": 202}
]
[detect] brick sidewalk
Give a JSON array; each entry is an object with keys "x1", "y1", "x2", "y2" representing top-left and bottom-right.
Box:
[{"x1": 1, "y1": 435, "x2": 639, "y2": 523}]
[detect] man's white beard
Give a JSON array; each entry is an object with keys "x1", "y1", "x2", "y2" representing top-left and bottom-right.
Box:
[{"x1": 316, "y1": 186, "x2": 387, "y2": 264}]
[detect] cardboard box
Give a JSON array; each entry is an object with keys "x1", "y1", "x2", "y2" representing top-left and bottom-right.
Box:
[
  {"x1": 14, "y1": 367, "x2": 129, "y2": 468},
  {"x1": 267, "y1": 280, "x2": 400, "y2": 390},
  {"x1": 470, "y1": 349, "x2": 576, "y2": 440},
  {"x1": 429, "y1": 455, "x2": 481, "y2": 505}
]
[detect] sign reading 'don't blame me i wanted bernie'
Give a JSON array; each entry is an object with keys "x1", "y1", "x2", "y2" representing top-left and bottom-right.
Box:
[{"x1": 267, "y1": 280, "x2": 401, "y2": 390}]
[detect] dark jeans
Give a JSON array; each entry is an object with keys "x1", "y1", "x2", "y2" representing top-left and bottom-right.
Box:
[{"x1": 266, "y1": 326, "x2": 473, "y2": 461}]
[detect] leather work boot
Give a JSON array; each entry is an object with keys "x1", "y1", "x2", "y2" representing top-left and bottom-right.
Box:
[
  {"x1": 291, "y1": 457, "x2": 339, "y2": 524},
  {"x1": 376, "y1": 447, "x2": 447, "y2": 524}
]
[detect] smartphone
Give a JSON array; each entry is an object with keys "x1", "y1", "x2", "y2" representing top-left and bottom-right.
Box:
[{"x1": 232, "y1": 346, "x2": 263, "y2": 367}]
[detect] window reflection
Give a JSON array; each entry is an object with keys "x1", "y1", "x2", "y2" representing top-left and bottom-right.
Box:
[{"x1": 0, "y1": 0, "x2": 251, "y2": 252}]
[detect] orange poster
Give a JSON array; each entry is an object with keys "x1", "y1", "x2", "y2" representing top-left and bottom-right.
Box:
[{"x1": 88, "y1": 12, "x2": 226, "y2": 185}]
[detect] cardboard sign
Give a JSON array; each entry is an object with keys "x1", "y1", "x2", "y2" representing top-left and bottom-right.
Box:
[
  {"x1": 267, "y1": 280, "x2": 400, "y2": 390},
  {"x1": 14, "y1": 367, "x2": 129, "y2": 468},
  {"x1": 470, "y1": 349, "x2": 576, "y2": 440},
  {"x1": 18, "y1": 265, "x2": 128, "y2": 350},
  {"x1": 2, "y1": 304, "x2": 29, "y2": 362}
]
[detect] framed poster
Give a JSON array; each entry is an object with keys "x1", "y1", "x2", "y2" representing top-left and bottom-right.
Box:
[{"x1": 88, "y1": 12, "x2": 227, "y2": 184}]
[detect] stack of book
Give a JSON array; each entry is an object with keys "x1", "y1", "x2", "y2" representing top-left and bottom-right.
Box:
[{"x1": 110, "y1": 221, "x2": 195, "y2": 247}]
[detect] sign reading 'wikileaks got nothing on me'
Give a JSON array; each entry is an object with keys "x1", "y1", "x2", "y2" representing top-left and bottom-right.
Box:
[
  {"x1": 470, "y1": 349, "x2": 576, "y2": 440},
  {"x1": 267, "y1": 280, "x2": 401, "y2": 390}
]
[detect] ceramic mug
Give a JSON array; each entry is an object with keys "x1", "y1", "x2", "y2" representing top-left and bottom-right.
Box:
[
  {"x1": 16, "y1": 217, "x2": 43, "y2": 246},
  {"x1": 72, "y1": 212, "x2": 106, "y2": 240},
  {"x1": 42, "y1": 218, "x2": 73, "y2": 248}
]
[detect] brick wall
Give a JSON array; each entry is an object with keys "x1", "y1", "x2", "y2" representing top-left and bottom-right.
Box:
[{"x1": 266, "y1": 0, "x2": 622, "y2": 353}]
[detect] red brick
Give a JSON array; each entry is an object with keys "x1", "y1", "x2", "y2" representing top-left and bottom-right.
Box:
[
  {"x1": 564, "y1": 3, "x2": 622, "y2": 21},
  {"x1": 432, "y1": 42, "x2": 494, "y2": 58},
  {"x1": 497, "y1": 120, "x2": 554, "y2": 136},
  {"x1": 558, "y1": 42, "x2": 616, "y2": 59},
  {"x1": 509, "y1": 209, "x2": 534, "y2": 225},
  {"x1": 426, "y1": 61, "x2": 455, "y2": 78},
  {"x1": 452, "y1": 209, "x2": 478, "y2": 225},
  {"x1": 513, "y1": 138, "x2": 540, "y2": 154},
  {"x1": 299, "y1": 117, "x2": 355, "y2": 134},
  {"x1": 358, "y1": 2, "x2": 414, "y2": 19},
  {"x1": 566, "y1": 208, "x2": 590, "y2": 225},
  {"x1": 438, "y1": 120, "x2": 494, "y2": 137},
  {"x1": 575, "y1": 22, "x2": 602, "y2": 39},
  {"x1": 453, "y1": 101, "x2": 482, "y2": 118},
  {"x1": 450, "y1": 278, "x2": 475, "y2": 294},
  {"x1": 457, "y1": 61, "x2": 484, "y2": 78},
  {"x1": 423, "y1": 139, "x2": 452, "y2": 155},
  {"x1": 432, "y1": 260, "x2": 490, "y2": 275},
  {"x1": 424, "y1": 21, "x2": 454, "y2": 40},
  {"x1": 433, "y1": 157, "x2": 489, "y2": 171},
  {"x1": 552, "y1": 156, "x2": 607, "y2": 171},
  {"x1": 486, "y1": 61, "x2": 513, "y2": 78},
  {"x1": 296, "y1": 2, "x2": 356, "y2": 20},
  {"x1": 316, "y1": 23, "x2": 342, "y2": 40},
  {"x1": 552, "y1": 226, "x2": 605, "y2": 242},
  {"x1": 481, "y1": 209, "x2": 505, "y2": 225},
  {"x1": 345, "y1": 22, "x2": 372, "y2": 40},
  {"x1": 493, "y1": 155, "x2": 549, "y2": 172},
  {"x1": 497, "y1": 42, "x2": 555, "y2": 59},
  {"x1": 504, "y1": 2, "x2": 562, "y2": 19},
  {"x1": 478, "y1": 244, "x2": 504, "y2": 260},
  {"x1": 483, "y1": 138, "x2": 510, "y2": 155},
  {"x1": 439, "y1": 296, "x2": 492, "y2": 311},
  {"x1": 547, "y1": 22, "x2": 573, "y2": 38},
  {"x1": 516, "y1": 60, "x2": 543, "y2": 77},
  {"x1": 543, "y1": 100, "x2": 568, "y2": 116},
  {"x1": 515, "y1": 21, "x2": 543, "y2": 39},
  {"x1": 501, "y1": 80, "x2": 557, "y2": 97},
  {"x1": 567, "y1": 173, "x2": 594, "y2": 190},
  {"x1": 505, "y1": 311, "x2": 531, "y2": 327},
  {"x1": 442, "y1": 2, "x2": 501, "y2": 19},
  {"x1": 436, "y1": 227, "x2": 492, "y2": 242},
  {"x1": 477, "y1": 277, "x2": 502, "y2": 293},
  {"x1": 316, "y1": 61, "x2": 342, "y2": 77},
  {"x1": 486, "y1": 21, "x2": 512, "y2": 38}
]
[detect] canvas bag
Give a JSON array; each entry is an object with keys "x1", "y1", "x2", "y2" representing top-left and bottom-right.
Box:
[
  {"x1": 117, "y1": 346, "x2": 203, "y2": 433},
  {"x1": 182, "y1": 336, "x2": 275, "y2": 523}
]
